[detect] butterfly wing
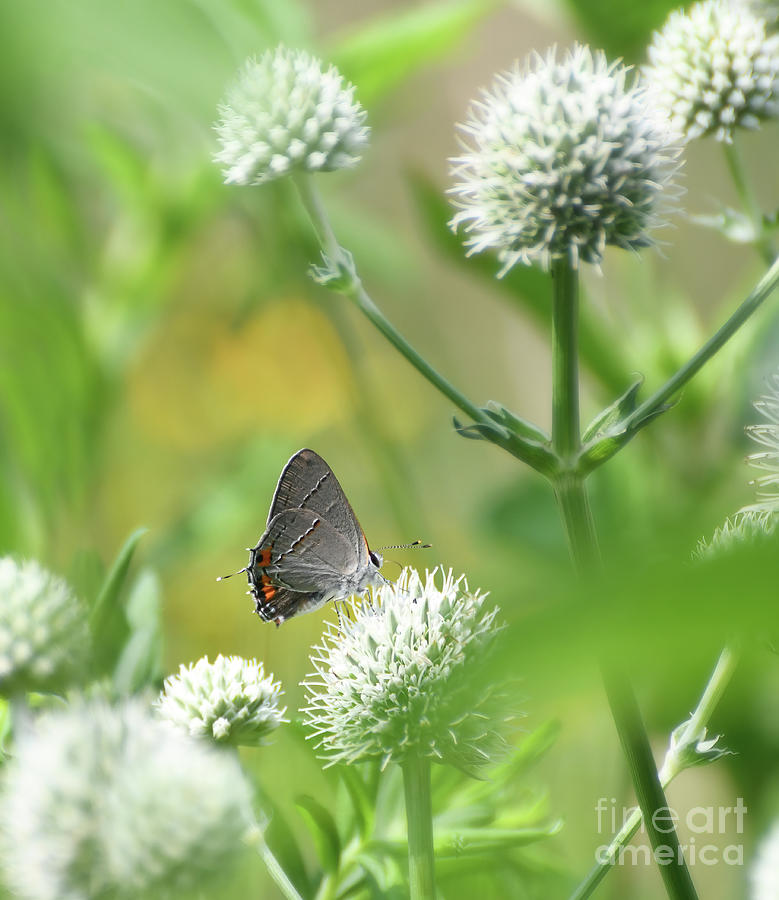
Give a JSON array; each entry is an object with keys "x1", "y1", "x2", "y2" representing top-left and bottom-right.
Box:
[
  {"x1": 267, "y1": 449, "x2": 371, "y2": 566},
  {"x1": 252, "y1": 585, "x2": 318, "y2": 624},
  {"x1": 251, "y1": 507, "x2": 361, "y2": 594}
]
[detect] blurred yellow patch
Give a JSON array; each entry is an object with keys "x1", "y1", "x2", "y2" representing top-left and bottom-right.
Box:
[{"x1": 129, "y1": 297, "x2": 350, "y2": 447}]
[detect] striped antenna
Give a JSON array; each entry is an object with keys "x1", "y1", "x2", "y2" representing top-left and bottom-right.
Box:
[{"x1": 373, "y1": 539, "x2": 431, "y2": 552}]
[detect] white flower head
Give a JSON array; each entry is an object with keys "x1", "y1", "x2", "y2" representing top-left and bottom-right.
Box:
[
  {"x1": 155, "y1": 654, "x2": 286, "y2": 746},
  {"x1": 449, "y1": 44, "x2": 683, "y2": 274},
  {"x1": 751, "y1": 820, "x2": 779, "y2": 900},
  {"x1": 302, "y1": 568, "x2": 513, "y2": 771},
  {"x1": 0, "y1": 698, "x2": 253, "y2": 900},
  {"x1": 645, "y1": 0, "x2": 779, "y2": 143},
  {"x1": 697, "y1": 368, "x2": 779, "y2": 556},
  {"x1": 215, "y1": 46, "x2": 369, "y2": 186},
  {"x1": 0, "y1": 558, "x2": 90, "y2": 696}
]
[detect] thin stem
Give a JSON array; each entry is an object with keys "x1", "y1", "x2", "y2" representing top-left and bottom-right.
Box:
[
  {"x1": 550, "y1": 258, "x2": 695, "y2": 899},
  {"x1": 293, "y1": 174, "x2": 490, "y2": 429},
  {"x1": 602, "y1": 672, "x2": 698, "y2": 900},
  {"x1": 722, "y1": 140, "x2": 776, "y2": 265},
  {"x1": 570, "y1": 647, "x2": 738, "y2": 900},
  {"x1": 254, "y1": 831, "x2": 306, "y2": 900},
  {"x1": 402, "y1": 755, "x2": 437, "y2": 900},
  {"x1": 550, "y1": 260, "x2": 600, "y2": 568},
  {"x1": 623, "y1": 255, "x2": 779, "y2": 433},
  {"x1": 552, "y1": 258, "x2": 581, "y2": 461},
  {"x1": 680, "y1": 646, "x2": 738, "y2": 741}
]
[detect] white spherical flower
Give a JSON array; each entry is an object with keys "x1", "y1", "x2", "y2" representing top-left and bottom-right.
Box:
[
  {"x1": 449, "y1": 45, "x2": 682, "y2": 273},
  {"x1": 0, "y1": 698, "x2": 253, "y2": 900},
  {"x1": 215, "y1": 46, "x2": 369, "y2": 186},
  {"x1": 156, "y1": 654, "x2": 286, "y2": 746},
  {"x1": 303, "y1": 568, "x2": 512, "y2": 771},
  {"x1": 645, "y1": 0, "x2": 779, "y2": 143},
  {"x1": 751, "y1": 820, "x2": 779, "y2": 900},
  {"x1": 0, "y1": 558, "x2": 89, "y2": 696}
]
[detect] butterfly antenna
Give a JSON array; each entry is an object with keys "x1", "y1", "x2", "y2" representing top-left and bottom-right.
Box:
[
  {"x1": 373, "y1": 539, "x2": 432, "y2": 552},
  {"x1": 216, "y1": 567, "x2": 248, "y2": 582}
]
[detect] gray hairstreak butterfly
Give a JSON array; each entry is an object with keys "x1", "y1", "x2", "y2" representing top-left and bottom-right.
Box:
[{"x1": 219, "y1": 448, "x2": 428, "y2": 626}]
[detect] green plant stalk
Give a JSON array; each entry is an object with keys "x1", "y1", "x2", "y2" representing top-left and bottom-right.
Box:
[
  {"x1": 602, "y1": 670, "x2": 699, "y2": 899},
  {"x1": 254, "y1": 832, "x2": 306, "y2": 900},
  {"x1": 550, "y1": 258, "x2": 696, "y2": 900},
  {"x1": 402, "y1": 755, "x2": 437, "y2": 900},
  {"x1": 722, "y1": 139, "x2": 776, "y2": 265},
  {"x1": 569, "y1": 646, "x2": 739, "y2": 900},
  {"x1": 550, "y1": 259, "x2": 598, "y2": 568},
  {"x1": 623, "y1": 254, "x2": 779, "y2": 435},
  {"x1": 293, "y1": 175, "x2": 491, "y2": 430}
]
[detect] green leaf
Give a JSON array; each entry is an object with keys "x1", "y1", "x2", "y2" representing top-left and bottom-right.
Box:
[
  {"x1": 580, "y1": 396, "x2": 677, "y2": 472},
  {"x1": 253, "y1": 782, "x2": 313, "y2": 899},
  {"x1": 484, "y1": 402, "x2": 550, "y2": 444},
  {"x1": 330, "y1": 0, "x2": 500, "y2": 106},
  {"x1": 89, "y1": 528, "x2": 147, "y2": 676},
  {"x1": 296, "y1": 794, "x2": 342, "y2": 874},
  {"x1": 112, "y1": 570, "x2": 163, "y2": 694},
  {"x1": 582, "y1": 376, "x2": 644, "y2": 443},
  {"x1": 338, "y1": 766, "x2": 375, "y2": 839},
  {"x1": 435, "y1": 822, "x2": 563, "y2": 857}
]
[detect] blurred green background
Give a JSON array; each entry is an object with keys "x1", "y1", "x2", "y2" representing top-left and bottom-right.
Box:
[{"x1": 1, "y1": 0, "x2": 779, "y2": 897}]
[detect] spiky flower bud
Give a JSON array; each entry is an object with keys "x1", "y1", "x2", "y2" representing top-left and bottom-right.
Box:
[
  {"x1": 751, "y1": 821, "x2": 779, "y2": 900},
  {"x1": 215, "y1": 46, "x2": 369, "y2": 186},
  {"x1": 449, "y1": 44, "x2": 682, "y2": 273},
  {"x1": 695, "y1": 509, "x2": 776, "y2": 557},
  {"x1": 697, "y1": 369, "x2": 779, "y2": 556},
  {"x1": 645, "y1": 0, "x2": 779, "y2": 143},
  {"x1": 303, "y1": 568, "x2": 512, "y2": 771},
  {"x1": 0, "y1": 698, "x2": 253, "y2": 900},
  {"x1": 156, "y1": 654, "x2": 286, "y2": 746},
  {"x1": 0, "y1": 558, "x2": 89, "y2": 696}
]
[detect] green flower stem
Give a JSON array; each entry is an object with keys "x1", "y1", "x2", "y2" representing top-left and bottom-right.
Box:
[
  {"x1": 623, "y1": 254, "x2": 779, "y2": 435},
  {"x1": 293, "y1": 175, "x2": 491, "y2": 430},
  {"x1": 602, "y1": 671, "x2": 699, "y2": 900},
  {"x1": 552, "y1": 258, "x2": 580, "y2": 458},
  {"x1": 551, "y1": 258, "x2": 696, "y2": 900},
  {"x1": 570, "y1": 646, "x2": 739, "y2": 900},
  {"x1": 253, "y1": 829, "x2": 306, "y2": 900},
  {"x1": 723, "y1": 139, "x2": 776, "y2": 265},
  {"x1": 550, "y1": 259, "x2": 599, "y2": 568},
  {"x1": 402, "y1": 754, "x2": 437, "y2": 900}
]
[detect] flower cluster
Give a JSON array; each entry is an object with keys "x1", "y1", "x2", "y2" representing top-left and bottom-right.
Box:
[
  {"x1": 215, "y1": 46, "x2": 369, "y2": 186},
  {"x1": 450, "y1": 45, "x2": 682, "y2": 273},
  {"x1": 645, "y1": 0, "x2": 779, "y2": 143},
  {"x1": 156, "y1": 654, "x2": 286, "y2": 746},
  {"x1": 0, "y1": 699, "x2": 252, "y2": 900},
  {"x1": 303, "y1": 568, "x2": 512, "y2": 771},
  {"x1": 0, "y1": 558, "x2": 89, "y2": 696}
]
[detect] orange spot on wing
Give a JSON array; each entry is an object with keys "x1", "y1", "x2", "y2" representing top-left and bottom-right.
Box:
[
  {"x1": 256, "y1": 547, "x2": 272, "y2": 566},
  {"x1": 259, "y1": 573, "x2": 276, "y2": 601}
]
